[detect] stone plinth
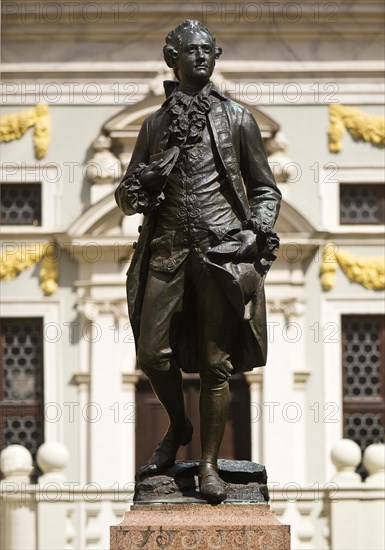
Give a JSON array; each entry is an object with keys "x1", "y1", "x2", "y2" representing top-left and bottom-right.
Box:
[
  {"x1": 110, "y1": 503, "x2": 290, "y2": 549},
  {"x1": 111, "y1": 461, "x2": 290, "y2": 548}
]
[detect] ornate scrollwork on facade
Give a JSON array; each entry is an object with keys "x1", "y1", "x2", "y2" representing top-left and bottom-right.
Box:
[
  {"x1": 266, "y1": 131, "x2": 296, "y2": 184},
  {"x1": 268, "y1": 298, "x2": 304, "y2": 324},
  {"x1": 321, "y1": 243, "x2": 385, "y2": 290},
  {"x1": 0, "y1": 242, "x2": 59, "y2": 295},
  {"x1": 85, "y1": 134, "x2": 122, "y2": 185},
  {"x1": 0, "y1": 104, "x2": 51, "y2": 159},
  {"x1": 77, "y1": 300, "x2": 128, "y2": 322},
  {"x1": 149, "y1": 67, "x2": 175, "y2": 96},
  {"x1": 328, "y1": 104, "x2": 385, "y2": 153}
]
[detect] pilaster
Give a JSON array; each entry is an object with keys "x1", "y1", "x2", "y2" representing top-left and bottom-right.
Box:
[
  {"x1": 75, "y1": 298, "x2": 136, "y2": 486},
  {"x1": 264, "y1": 298, "x2": 308, "y2": 483},
  {"x1": 244, "y1": 371, "x2": 264, "y2": 464}
]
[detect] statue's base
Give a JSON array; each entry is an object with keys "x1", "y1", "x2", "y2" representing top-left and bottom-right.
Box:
[
  {"x1": 110, "y1": 503, "x2": 290, "y2": 549},
  {"x1": 133, "y1": 460, "x2": 269, "y2": 503}
]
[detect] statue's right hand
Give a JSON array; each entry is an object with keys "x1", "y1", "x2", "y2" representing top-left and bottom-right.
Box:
[{"x1": 140, "y1": 160, "x2": 168, "y2": 194}]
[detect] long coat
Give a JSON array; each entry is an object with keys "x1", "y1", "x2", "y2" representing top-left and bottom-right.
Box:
[{"x1": 115, "y1": 82, "x2": 281, "y2": 373}]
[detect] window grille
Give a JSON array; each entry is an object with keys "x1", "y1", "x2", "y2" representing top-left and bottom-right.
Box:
[
  {"x1": 0, "y1": 183, "x2": 42, "y2": 226},
  {"x1": 342, "y1": 315, "x2": 385, "y2": 476},
  {"x1": 340, "y1": 184, "x2": 385, "y2": 225},
  {"x1": 0, "y1": 318, "x2": 44, "y2": 461}
]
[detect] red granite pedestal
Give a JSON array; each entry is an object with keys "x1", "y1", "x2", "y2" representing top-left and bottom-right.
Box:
[{"x1": 110, "y1": 503, "x2": 290, "y2": 549}]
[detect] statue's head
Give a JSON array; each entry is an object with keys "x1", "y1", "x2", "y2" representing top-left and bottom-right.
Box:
[{"x1": 163, "y1": 20, "x2": 222, "y2": 86}]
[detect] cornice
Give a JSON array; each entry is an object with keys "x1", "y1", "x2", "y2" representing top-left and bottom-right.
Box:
[
  {"x1": 1, "y1": 61, "x2": 384, "y2": 79},
  {"x1": 71, "y1": 372, "x2": 90, "y2": 386},
  {"x1": 2, "y1": 61, "x2": 383, "y2": 106},
  {"x1": 3, "y1": 1, "x2": 384, "y2": 37},
  {"x1": 244, "y1": 371, "x2": 264, "y2": 387},
  {"x1": 122, "y1": 371, "x2": 141, "y2": 385},
  {"x1": 293, "y1": 371, "x2": 311, "y2": 388}
]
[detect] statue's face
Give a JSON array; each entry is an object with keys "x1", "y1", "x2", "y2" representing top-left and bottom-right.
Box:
[{"x1": 175, "y1": 29, "x2": 215, "y2": 86}]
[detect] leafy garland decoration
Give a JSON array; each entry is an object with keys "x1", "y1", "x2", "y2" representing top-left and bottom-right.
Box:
[
  {"x1": 0, "y1": 242, "x2": 59, "y2": 295},
  {"x1": 321, "y1": 243, "x2": 385, "y2": 290},
  {"x1": 0, "y1": 104, "x2": 50, "y2": 159},
  {"x1": 328, "y1": 104, "x2": 385, "y2": 153}
]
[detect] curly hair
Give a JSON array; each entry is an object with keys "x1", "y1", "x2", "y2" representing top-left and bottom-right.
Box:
[{"x1": 163, "y1": 20, "x2": 222, "y2": 79}]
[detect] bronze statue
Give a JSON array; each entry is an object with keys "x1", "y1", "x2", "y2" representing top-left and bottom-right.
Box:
[{"x1": 115, "y1": 20, "x2": 281, "y2": 504}]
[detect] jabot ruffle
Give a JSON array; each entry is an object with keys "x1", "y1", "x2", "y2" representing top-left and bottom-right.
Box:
[{"x1": 166, "y1": 82, "x2": 213, "y2": 148}]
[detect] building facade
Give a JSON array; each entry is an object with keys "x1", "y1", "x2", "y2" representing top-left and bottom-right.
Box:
[{"x1": 1, "y1": 1, "x2": 384, "y2": 544}]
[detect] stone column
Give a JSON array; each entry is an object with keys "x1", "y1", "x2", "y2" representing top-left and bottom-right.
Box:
[
  {"x1": 77, "y1": 299, "x2": 134, "y2": 486},
  {"x1": 0, "y1": 445, "x2": 36, "y2": 550},
  {"x1": 331, "y1": 439, "x2": 361, "y2": 484},
  {"x1": 292, "y1": 369, "x2": 310, "y2": 484},
  {"x1": 244, "y1": 371, "x2": 264, "y2": 463},
  {"x1": 36, "y1": 442, "x2": 69, "y2": 550},
  {"x1": 264, "y1": 298, "x2": 306, "y2": 484},
  {"x1": 122, "y1": 371, "x2": 141, "y2": 485},
  {"x1": 364, "y1": 443, "x2": 385, "y2": 487},
  {"x1": 329, "y1": 439, "x2": 385, "y2": 550},
  {"x1": 70, "y1": 370, "x2": 90, "y2": 486},
  {"x1": 363, "y1": 443, "x2": 385, "y2": 550}
]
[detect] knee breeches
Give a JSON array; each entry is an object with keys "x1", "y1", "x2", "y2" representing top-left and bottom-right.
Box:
[{"x1": 137, "y1": 252, "x2": 238, "y2": 385}]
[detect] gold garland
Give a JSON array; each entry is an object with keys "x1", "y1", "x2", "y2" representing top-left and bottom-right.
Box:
[
  {"x1": 39, "y1": 244, "x2": 59, "y2": 295},
  {"x1": 328, "y1": 104, "x2": 385, "y2": 153},
  {"x1": 321, "y1": 243, "x2": 385, "y2": 290},
  {"x1": 0, "y1": 242, "x2": 59, "y2": 295},
  {"x1": 320, "y1": 244, "x2": 338, "y2": 291},
  {"x1": 0, "y1": 104, "x2": 50, "y2": 159}
]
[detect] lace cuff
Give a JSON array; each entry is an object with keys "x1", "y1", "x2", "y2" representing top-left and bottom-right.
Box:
[
  {"x1": 243, "y1": 217, "x2": 270, "y2": 234},
  {"x1": 123, "y1": 163, "x2": 162, "y2": 213}
]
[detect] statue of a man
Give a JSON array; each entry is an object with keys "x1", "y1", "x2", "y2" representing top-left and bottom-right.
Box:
[{"x1": 115, "y1": 20, "x2": 281, "y2": 503}]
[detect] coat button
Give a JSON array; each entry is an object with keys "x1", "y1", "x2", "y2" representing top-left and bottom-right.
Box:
[
  {"x1": 166, "y1": 259, "x2": 176, "y2": 270},
  {"x1": 132, "y1": 242, "x2": 137, "y2": 249},
  {"x1": 178, "y1": 208, "x2": 187, "y2": 219},
  {"x1": 138, "y1": 225, "x2": 142, "y2": 233},
  {"x1": 189, "y1": 208, "x2": 200, "y2": 218},
  {"x1": 267, "y1": 204, "x2": 274, "y2": 210}
]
